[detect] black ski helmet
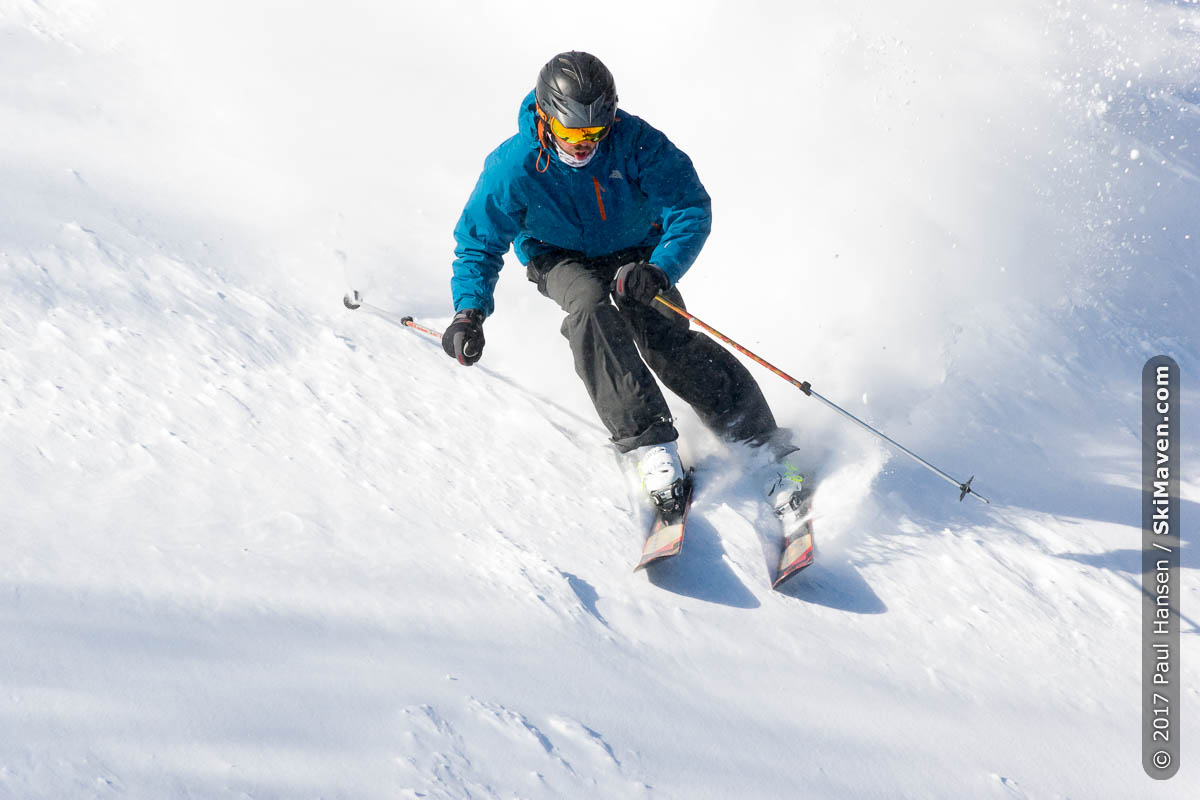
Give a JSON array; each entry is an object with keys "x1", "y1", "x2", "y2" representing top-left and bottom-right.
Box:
[{"x1": 535, "y1": 51, "x2": 617, "y2": 129}]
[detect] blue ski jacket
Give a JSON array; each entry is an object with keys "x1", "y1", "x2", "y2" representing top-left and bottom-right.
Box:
[{"x1": 451, "y1": 91, "x2": 712, "y2": 317}]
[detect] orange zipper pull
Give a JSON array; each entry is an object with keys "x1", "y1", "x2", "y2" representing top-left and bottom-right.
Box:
[{"x1": 592, "y1": 176, "x2": 607, "y2": 221}]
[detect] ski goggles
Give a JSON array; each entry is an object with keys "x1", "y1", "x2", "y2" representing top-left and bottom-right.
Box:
[{"x1": 546, "y1": 115, "x2": 610, "y2": 144}]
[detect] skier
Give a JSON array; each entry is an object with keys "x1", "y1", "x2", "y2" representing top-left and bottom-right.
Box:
[{"x1": 442, "y1": 50, "x2": 805, "y2": 520}]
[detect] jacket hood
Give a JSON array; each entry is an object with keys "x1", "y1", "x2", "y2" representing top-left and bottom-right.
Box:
[{"x1": 518, "y1": 90, "x2": 541, "y2": 146}]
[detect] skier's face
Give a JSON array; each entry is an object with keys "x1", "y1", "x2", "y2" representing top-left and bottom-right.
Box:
[{"x1": 553, "y1": 134, "x2": 597, "y2": 161}]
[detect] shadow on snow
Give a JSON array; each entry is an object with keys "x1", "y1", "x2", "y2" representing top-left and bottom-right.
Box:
[
  {"x1": 642, "y1": 516, "x2": 760, "y2": 609},
  {"x1": 774, "y1": 558, "x2": 888, "y2": 614}
]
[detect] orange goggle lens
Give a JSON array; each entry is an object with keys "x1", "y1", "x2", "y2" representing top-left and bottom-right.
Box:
[{"x1": 549, "y1": 116, "x2": 609, "y2": 144}]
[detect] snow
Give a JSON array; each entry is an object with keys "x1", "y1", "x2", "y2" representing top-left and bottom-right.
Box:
[{"x1": 2, "y1": 0, "x2": 1198, "y2": 797}]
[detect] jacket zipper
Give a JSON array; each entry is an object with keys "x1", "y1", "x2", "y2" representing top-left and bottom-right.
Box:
[{"x1": 592, "y1": 176, "x2": 607, "y2": 222}]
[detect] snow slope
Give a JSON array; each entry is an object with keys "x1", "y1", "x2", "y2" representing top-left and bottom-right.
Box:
[{"x1": 2, "y1": 1, "x2": 1198, "y2": 797}]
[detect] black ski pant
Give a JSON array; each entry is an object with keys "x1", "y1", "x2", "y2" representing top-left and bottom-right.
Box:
[{"x1": 528, "y1": 246, "x2": 778, "y2": 453}]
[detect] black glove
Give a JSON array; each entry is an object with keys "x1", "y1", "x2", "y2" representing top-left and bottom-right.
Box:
[
  {"x1": 613, "y1": 262, "x2": 668, "y2": 305},
  {"x1": 441, "y1": 309, "x2": 485, "y2": 366}
]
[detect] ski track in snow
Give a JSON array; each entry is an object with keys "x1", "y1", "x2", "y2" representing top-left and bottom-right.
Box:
[{"x1": 3, "y1": 1, "x2": 1200, "y2": 798}]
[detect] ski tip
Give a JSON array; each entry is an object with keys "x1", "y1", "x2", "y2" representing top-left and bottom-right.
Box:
[
  {"x1": 343, "y1": 290, "x2": 362, "y2": 310},
  {"x1": 634, "y1": 545, "x2": 682, "y2": 572},
  {"x1": 772, "y1": 563, "x2": 811, "y2": 590},
  {"x1": 772, "y1": 526, "x2": 815, "y2": 590}
]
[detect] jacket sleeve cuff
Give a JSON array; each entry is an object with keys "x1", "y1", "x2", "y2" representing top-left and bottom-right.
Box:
[{"x1": 454, "y1": 297, "x2": 491, "y2": 318}]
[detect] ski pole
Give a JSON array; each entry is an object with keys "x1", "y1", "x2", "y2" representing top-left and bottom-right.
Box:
[
  {"x1": 343, "y1": 289, "x2": 610, "y2": 437},
  {"x1": 344, "y1": 290, "x2": 443, "y2": 340},
  {"x1": 652, "y1": 295, "x2": 990, "y2": 504}
]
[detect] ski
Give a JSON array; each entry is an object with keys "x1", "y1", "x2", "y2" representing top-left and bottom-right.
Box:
[
  {"x1": 772, "y1": 489, "x2": 815, "y2": 589},
  {"x1": 634, "y1": 468, "x2": 695, "y2": 571}
]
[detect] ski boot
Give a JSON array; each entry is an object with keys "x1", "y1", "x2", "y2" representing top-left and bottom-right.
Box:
[
  {"x1": 635, "y1": 441, "x2": 687, "y2": 516},
  {"x1": 758, "y1": 450, "x2": 813, "y2": 534},
  {"x1": 756, "y1": 448, "x2": 817, "y2": 585}
]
